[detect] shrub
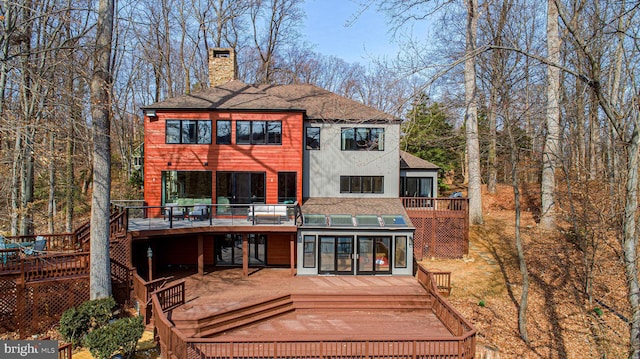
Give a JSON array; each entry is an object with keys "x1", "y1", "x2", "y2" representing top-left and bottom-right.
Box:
[
  {"x1": 78, "y1": 297, "x2": 117, "y2": 329},
  {"x1": 85, "y1": 316, "x2": 144, "y2": 359},
  {"x1": 58, "y1": 297, "x2": 117, "y2": 346},
  {"x1": 58, "y1": 307, "x2": 89, "y2": 345},
  {"x1": 478, "y1": 300, "x2": 486, "y2": 307}
]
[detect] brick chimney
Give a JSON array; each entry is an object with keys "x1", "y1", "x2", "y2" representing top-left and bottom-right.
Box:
[{"x1": 208, "y1": 48, "x2": 236, "y2": 87}]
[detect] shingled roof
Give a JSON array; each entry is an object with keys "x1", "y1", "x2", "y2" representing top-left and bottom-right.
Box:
[
  {"x1": 144, "y1": 80, "x2": 398, "y2": 122},
  {"x1": 142, "y1": 80, "x2": 300, "y2": 111},
  {"x1": 258, "y1": 83, "x2": 398, "y2": 122},
  {"x1": 400, "y1": 151, "x2": 440, "y2": 170}
]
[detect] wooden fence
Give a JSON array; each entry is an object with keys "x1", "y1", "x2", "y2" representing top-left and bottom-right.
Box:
[
  {"x1": 151, "y1": 268, "x2": 476, "y2": 359},
  {"x1": 402, "y1": 197, "x2": 469, "y2": 259}
]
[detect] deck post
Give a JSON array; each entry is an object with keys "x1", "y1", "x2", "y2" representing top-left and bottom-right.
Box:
[
  {"x1": 290, "y1": 234, "x2": 295, "y2": 276},
  {"x1": 242, "y1": 234, "x2": 248, "y2": 276},
  {"x1": 198, "y1": 234, "x2": 204, "y2": 276}
]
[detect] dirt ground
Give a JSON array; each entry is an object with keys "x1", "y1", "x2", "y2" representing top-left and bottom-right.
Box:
[{"x1": 422, "y1": 184, "x2": 630, "y2": 358}]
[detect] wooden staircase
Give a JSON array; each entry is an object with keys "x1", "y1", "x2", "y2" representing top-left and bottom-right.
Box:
[{"x1": 171, "y1": 293, "x2": 432, "y2": 339}]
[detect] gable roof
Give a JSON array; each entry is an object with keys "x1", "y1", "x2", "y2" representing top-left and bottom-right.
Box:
[
  {"x1": 142, "y1": 80, "x2": 300, "y2": 111},
  {"x1": 257, "y1": 84, "x2": 398, "y2": 122},
  {"x1": 143, "y1": 80, "x2": 398, "y2": 122},
  {"x1": 400, "y1": 151, "x2": 440, "y2": 170}
]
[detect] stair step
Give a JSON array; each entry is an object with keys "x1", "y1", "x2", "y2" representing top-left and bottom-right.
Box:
[
  {"x1": 172, "y1": 295, "x2": 292, "y2": 336},
  {"x1": 196, "y1": 304, "x2": 294, "y2": 338}
]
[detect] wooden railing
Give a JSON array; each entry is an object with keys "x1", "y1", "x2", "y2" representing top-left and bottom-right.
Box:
[
  {"x1": 401, "y1": 197, "x2": 468, "y2": 211},
  {"x1": 5, "y1": 233, "x2": 80, "y2": 251},
  {"x1": 417, "y1": 265, "x2": 475, "y2": 340},
  {"x1": 431, "y1": 271, "x2": 452, "y2": 297},
  {"x1": 58, "y1": 342, "x2": 72, "y2": 359},
  {"x1": 155, "y1": 280, "x2": 186, "y2": 312},
  {"x1": 22, "y1": 252, "x2": 90, "y2": 282},
  {"x1": 133, "y1": 272, "x2": 172, "y2": 323}
]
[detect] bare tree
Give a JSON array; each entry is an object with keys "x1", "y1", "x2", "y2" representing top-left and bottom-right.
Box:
[
  {"x1": 465, "y1": 0, "x2": 483, "y2": 224},
  {"x1": 90, "y1": 0, "x2": 115, "y2": 299},
  {"x1": 540, "y1": 0, "x2": 560, "y2": 230}
]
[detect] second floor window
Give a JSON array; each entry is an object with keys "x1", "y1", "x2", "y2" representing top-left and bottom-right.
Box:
[
  {"x1": 341, "y1": 127, "x2": 384, "y2": 151},
  {"x1": 237, "y1": 121, "x2": 282, "y2": 145},
  {"x1": 306, "y1": 127, "x2": 320, "y2": 150},
  {"x1": 166, "y1": 120, "x2": 211, "y2": 144},
  {"x1": 340, "y1": 176, "x2": 384, "y2": 193},
  {"x1": 217, "y1": 120, "x2": 231, "y2": 144}
]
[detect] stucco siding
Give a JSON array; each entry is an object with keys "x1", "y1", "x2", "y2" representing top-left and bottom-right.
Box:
[{"x1": 303, "y1": 123, "x2": 400, "y2": 198}]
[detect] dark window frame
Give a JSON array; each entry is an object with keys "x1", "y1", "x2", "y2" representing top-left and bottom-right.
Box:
[
  {"x1": 306, "y1": 127, "x2": 320, "y2": 150},
  {"x1": 237, "y1": 120, "x2": 282, "y2": 145},
  {"x1": 216, "y1": 120, "x2": 231, "y2": 144},
  {"x1": 340, "y1": 176, "x2": 384, "y2": 194},
  {"x1": 165, "y1": 119, "x2": 212, "y2": 144},
  {"x1": 303, "y1": 235, "x2": 316, "y2": 268},
  {"x1": 341, "y1": 127, "x2": 384, "y2": 151}
]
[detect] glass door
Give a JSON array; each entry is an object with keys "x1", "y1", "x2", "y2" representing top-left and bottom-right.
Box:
[
  {"x1": 318, "y1": 237, "x2": 335, "y2": 274},
  {"x1": 336, "y1": 237, "x2": 354, "y2": 274},
  {"x1": 318, "y1": 236, "x2": 354, "y2": 275},
  {"x1": 357, "y1": 236, "x2": 392, "y2": 275}
]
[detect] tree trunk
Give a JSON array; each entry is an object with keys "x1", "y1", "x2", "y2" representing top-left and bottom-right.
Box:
[
  {"x1": 507, "y1": 111, "x2": 529, "y2": 343},
  {"x1": 89, "y1": 0, "x2": 115, "y2": 300},
  {"x1": 465, "y1": 0, "x2": 483, "y2": 225},
  {"x1": 540, "y1": 0, "x2": 560, "y2": 230},
  {"x1": 622, "y1": 119, "x2": 640, "y2": 358},
  {"x1": 48, "y1": 131, "x2": 55, "y2": 234},
  {"x1": 10, "y1": 127, "x2": 22, "y2": 236},
  {"x1": 66, "y1": 125, "x2": 74, "y2": 233}
]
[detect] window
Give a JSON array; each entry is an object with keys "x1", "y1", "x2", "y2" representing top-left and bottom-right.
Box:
[
  {"x1": 400, "y1": 177, "x2": 433, "y2": 197},
  {"x1": 165, "y1": 120, "x2": 211, "y2": 144},
  {"x1": 237, "y1": 121, "x2": 282, "y2": 145},
  {"x1": 278, "y1": 172, "x2": 297, "y2": 203},
  {"x1": 341, "y1": 127, "x2": 384, "y2": 151},
  {"x1": 217, "y1": 172, "x2": 266, "y2": 204},
  {"x1": 306, "y1": 127, "x2": 320, "y2": 150},
  {"x1": 340, "y1": 176, "x2": 384, "y2": 193},
  {"x1": 303, "y1": 235, "x2": 316, "y2": 268},
  {"x1": 394, "y1": 236, "x2": 407, "y2": 268},
  {"x1": 216, "y1": 120, "x2": 231, "y2": 144},
  {"x1": 162, "y1": 171, "x2": 212, "y2": 204}
]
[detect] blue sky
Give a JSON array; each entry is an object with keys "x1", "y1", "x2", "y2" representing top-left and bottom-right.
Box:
[{"x1": 301, "y1": 0, "x2": 398, "y2": 65}]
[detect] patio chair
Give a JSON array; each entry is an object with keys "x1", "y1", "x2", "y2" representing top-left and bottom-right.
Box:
[
  {"x1": 188, "y1": 205, "x2": 209, "y2": 221},
  {"x1": 0, "y1": 236, "x2": 18, "y2": 264},
  {"x1": 23, "y1": 237, "x2": 47, "y2": 256}
]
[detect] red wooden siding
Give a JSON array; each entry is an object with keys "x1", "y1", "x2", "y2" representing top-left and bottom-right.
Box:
[
  {"x1": 266, "y1": 233, "x2": 291, "y2": 265},
  {"x1": 144, "y1": 111, "x2": 304, "y2": 215}
]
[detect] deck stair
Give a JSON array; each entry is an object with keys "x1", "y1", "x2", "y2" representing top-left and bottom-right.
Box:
[
  {"x1": 171, "y1": 295, "x2": 294, "y2": 338},
  {"x1": 170, "y1": 293, "x2": 432, "y2": 338}
]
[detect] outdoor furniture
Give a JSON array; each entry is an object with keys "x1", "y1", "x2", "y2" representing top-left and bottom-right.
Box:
[
  {"x1": 248, "y1": 205, "x2": 288, "y2": 224},
  {"x1": 188, "y1": 205, "x2": 209, "y2": 221},
  {"x1": 0, "y1": 236, "x2": 19, "y2": 264},
  {"x1": 163, "y1": 203, "x2": 185, "y2": 220},
  {"x1": 23, "y1": 237, "x2": 47, "y2": 256}
]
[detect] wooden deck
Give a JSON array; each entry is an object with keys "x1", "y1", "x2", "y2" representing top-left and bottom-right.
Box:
[
  {"x1": 150, "y1": 266, "x2": 477, "y2": 358},
  {"x1": 167, "y1": 271, "x2": 452, "y2": 339}
]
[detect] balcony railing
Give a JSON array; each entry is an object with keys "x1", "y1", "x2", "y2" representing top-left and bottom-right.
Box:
[{"x1": 120, "y1": 202, "x2": 301, "y2": 231}]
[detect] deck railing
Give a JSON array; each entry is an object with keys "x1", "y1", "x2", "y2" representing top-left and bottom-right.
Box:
[
  {"x1": 151, "y1": 268, "x2": 476, "y2": 359},
  {"x1": 401, "y1": 197, "x2": 468, "y2": 211},
  {"x1": 22, "y1": 252, "x2": 90, "y2": 282},
  {"x1": 417, "y1": 265, "x2": 475, "y2": 340},
  {"x1": 6, "y1": 233, "x2": 81, "y2": 251},
  {"x1": 58, "y1": 342, "x2": 72, "y2": 359},
  {"x1": 122, "y1": 202, "x2": 301, "y2": 231},
  {"x1": 133, "y1": 272, "x2": 173, "y2": 323}
]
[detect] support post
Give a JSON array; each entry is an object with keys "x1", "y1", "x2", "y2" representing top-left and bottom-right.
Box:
[
  {"x1": 242, "y1": 234, "x2": 249, "y2": 276},
  {"x1": 290, "y1": 234, "x2": 295, "y2": 276},
  {"x1": 198, "y1": 234, "x2": 204, "y2": 276}
]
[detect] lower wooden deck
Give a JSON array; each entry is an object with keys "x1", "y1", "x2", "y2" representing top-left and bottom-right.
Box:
[{"x1": 167, "y1": 269, "x2": 452, "y2": 340}]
